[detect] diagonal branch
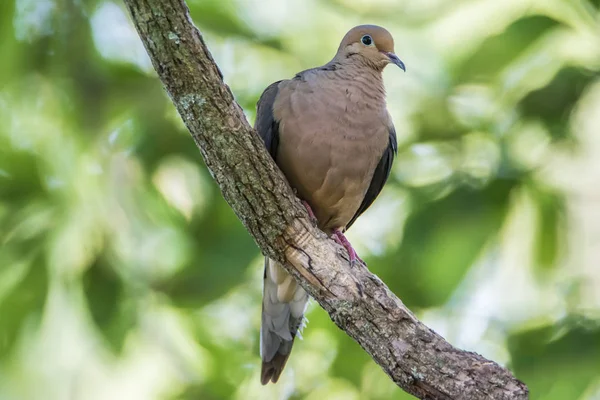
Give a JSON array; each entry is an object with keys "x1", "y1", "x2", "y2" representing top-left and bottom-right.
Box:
[{"x1": 122, "y1": 1, "x2": 529, "y2": 398}]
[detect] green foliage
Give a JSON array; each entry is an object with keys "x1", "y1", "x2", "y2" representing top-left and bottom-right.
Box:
[
  {"x1": 509, "y1": 317, "x2": 600, "y2": 400},
  {"x1": 528, "y1": 183, "x2": 566, "y2": 271},
  {"x1": 187, "y1": 0, "x2": 283, "y2": 49},
  {"x1": 379, "y1": 179, "x2": 516, "y2": 308},
  {"x1": 157, "y1": 198, "x2": 259, "y2": 308},
  {"x1": 1, "y1": 0, "x2": 599, "y2": 398},
  {"x1": 520, "y1": 67, "x2": 599, "y2": 141},
  {"x1": 456, "y1": 16, "x2": 562, "y2": 83},
  {"x1": 83, "y1": 253, "x2": 137, "y2": 353},
  {"x1": 0, "y1": 256, "x2": 48, "y2": 358}
]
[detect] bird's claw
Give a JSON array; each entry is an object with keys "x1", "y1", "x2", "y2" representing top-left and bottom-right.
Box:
[
  {"x1": 301, "y1": 200, "x2": 318, "y2": 224},
  {"x1": 333, "y1": 229, "x2": 365, "y2": 266},
  {"x1": 300, "y1": 203, "x2": 364, "y2": 266}
]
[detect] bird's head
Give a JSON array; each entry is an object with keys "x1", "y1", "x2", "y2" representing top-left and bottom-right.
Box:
[{"x1": 336, "y1": 25, "x2": 405, "y2": 72}]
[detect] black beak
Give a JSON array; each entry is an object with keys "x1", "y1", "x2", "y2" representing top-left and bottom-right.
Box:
[{"x1": 385, "y1": 52, "x2": 406, "y2": 72}]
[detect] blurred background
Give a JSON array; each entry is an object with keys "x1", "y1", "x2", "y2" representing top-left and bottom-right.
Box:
[{"x1": 1, "y1": 0, "x2": 599, "y2": 399}]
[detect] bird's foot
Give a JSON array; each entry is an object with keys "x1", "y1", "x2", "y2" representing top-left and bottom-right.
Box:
[
  {"x1": 332, "y1": 229, "x2": 365, "y2": 266},
  {"x1": 301, "y1": 200, "x2": 318, "y2": 224}
]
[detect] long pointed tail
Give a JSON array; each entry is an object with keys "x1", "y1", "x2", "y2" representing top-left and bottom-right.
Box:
[{"x1": 260, "y1": 258, "x2": 308, "y2": 384}]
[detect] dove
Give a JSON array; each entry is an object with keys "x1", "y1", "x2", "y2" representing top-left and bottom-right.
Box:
[{"x1": 254, "y1": 24, "x2": 404, "y2": 384}]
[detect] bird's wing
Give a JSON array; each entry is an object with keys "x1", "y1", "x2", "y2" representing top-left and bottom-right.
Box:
[
  {"x1": 255, "y1": 80, "x2": 283, "y2": 159},
  {"x1": 345, "y1": 125, "x2": 397, "y2": 231}
]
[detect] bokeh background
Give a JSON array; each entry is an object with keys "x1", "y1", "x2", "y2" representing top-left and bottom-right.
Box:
[{"x1": 1, "y1": 0, "x2": 600, "y2": 399}]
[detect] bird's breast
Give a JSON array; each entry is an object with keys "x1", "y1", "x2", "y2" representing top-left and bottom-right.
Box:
[{"x1": 273, "y1": 78, "x2": 389, "y2": 232}]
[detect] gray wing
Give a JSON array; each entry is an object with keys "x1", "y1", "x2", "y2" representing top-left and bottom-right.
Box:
[
  {"x1": 345, "y1": 126, "x2": 397, "y2": 230},
  {"x1": 255, "y1": 80, "x2": 283, "y2": 159}
]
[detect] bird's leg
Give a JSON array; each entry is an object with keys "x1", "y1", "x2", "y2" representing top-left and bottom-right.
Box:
[
  {"x1": 301, "y1": 200, "x2": 317, "y2": 223},
  {"x1": 300, "y1": 201, "x2": 363, "y2": 265},
  {"x1": 332, "y1": 229, "x2": 365, "y2": 266}
]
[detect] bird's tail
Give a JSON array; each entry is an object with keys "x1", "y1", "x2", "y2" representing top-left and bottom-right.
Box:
[{"x1": 260, "y1": 258, "x2": 308, "y2": 385}]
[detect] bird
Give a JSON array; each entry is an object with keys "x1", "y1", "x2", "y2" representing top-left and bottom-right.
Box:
[{"x1": 254, "y1": 24, "x2": 404, "y2": 385}]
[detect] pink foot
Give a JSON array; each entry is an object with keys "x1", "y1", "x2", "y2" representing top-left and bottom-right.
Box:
[
  {"x1": 301, "y1": 200, "x2": 317, "y2": 223},
  {"x1": 333, "y1": 229, "x2": 365, "y2": 266}
]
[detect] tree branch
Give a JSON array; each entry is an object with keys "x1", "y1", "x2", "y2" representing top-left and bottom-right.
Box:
[{"x1": 122, "y1": 1, "x2": 529, "y2": 398}]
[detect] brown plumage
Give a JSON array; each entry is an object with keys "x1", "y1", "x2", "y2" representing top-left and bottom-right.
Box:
[{"x1": 255, "y1": 24, "x2": 405, "y2": 385}]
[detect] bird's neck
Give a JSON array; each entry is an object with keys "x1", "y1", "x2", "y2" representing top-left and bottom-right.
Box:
[
  {"x1": 325, "y1": 56, "x2": 385, "y2": 83},
  {"x1": 332, "y1": 52, "x2": 385, "y2": 71},
  {"x1": 322, "y1": 57, "x2": 387, "y2": 104}
]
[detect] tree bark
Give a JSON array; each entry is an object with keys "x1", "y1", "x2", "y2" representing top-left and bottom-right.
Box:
[{"x1": 122, "y1": 1, "x2": 529, "y2": 398}]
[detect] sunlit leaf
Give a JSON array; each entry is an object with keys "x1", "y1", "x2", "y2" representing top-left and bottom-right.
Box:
[
  {"x1": 156, "y1": 198, "x2": 258, "y2": 308},
  {"x1": 520, "y1": 67, "x2": 598, "y2": 141},
  {"x1": 374, "y1": 179, "x2": 516, "y2": 308},
  {"x1": 456, "y1": 16, "x2": 561, "y2": 82},
  {"x1": 412, "y1": 97, "x2": 465, "y2": 140},
  {"x1": 0, "y1": 0, "x2": 17, "y2": 86},
  {"x1": 508, "y1": 317, "x2": 600, "y2": 400},
  {"x1": 588, "y1": 0, "x2": 600, "y2": 9},
  {"x1": 0, "y1": 256, "x2": 48, "y2": 358},
  {"x1": 188, "y1": 0, "x2": 282, "y2": 50},
  {"x1": 169, "y1": 386, "x2": 212, "y2": 400},
  {"x1": 528, "y1": 184, "x2": 566, "y2": 272}
]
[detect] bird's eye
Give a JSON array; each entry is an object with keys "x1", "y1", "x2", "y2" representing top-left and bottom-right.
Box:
[{"x1": 361, "y1": 35, "x2": 373, "y2": 46}]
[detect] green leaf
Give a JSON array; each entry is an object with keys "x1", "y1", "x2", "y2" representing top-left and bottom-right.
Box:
[
  {"x1": 374, "y1": 179, "x2": 516, "y2": 308},
  {"x1": 413, "y1": 99, "x2": 465, "y2": 140},
  {"x1": 169, "y1": 386, "x2": 216, "y2": 400},
  {"x1": 508, "y1": 317, "x2": 600, "y2": 400},
  {"x1": 188, "y1": 0, "x2": 282, "y2": 50},
  {"x1": 0, "y1": 141, "x2": 45, "y2": 202},
  {"x1": 83, "y1": 254, "x2": 136, "y2": 353},
  {"x1": 528, "y1": 184, "x2": 565, "y2": 272},
  {"x1": 156, "y1": 197, "x2": 258, "y2": 308},
  {"x1": 456, "y1": 16, "x2": 561, "y2": 82},
  {"x1": 0, "y1": 0, "x2": 17, "y2": 86},
  {"x1": 520, "y1": 67, "x2": 598, "y2": 141},
  {"x1": 0, "y1": 256, "x2": 48, "y2": 358}
]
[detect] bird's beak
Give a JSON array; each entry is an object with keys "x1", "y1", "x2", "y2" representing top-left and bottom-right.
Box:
[{"x1": 385, "y1": 52, "x2": 406, "y2": 72}]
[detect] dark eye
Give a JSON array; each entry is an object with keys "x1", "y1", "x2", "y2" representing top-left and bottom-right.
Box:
[{"x1": 361, "y1": 35, "x2": 373, "y2": 46}]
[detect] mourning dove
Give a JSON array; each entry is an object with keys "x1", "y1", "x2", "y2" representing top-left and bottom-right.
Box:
[{"x1": 254, "y1": 24, "x2": 404, "y2": 385}]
